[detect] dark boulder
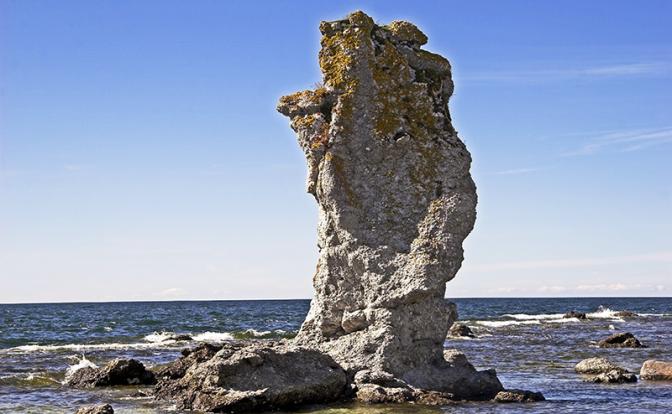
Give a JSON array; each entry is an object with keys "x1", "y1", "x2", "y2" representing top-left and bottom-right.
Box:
[
  {"x1": 598, "y1": 332, "x2": 644, "y2": 348},
  {"x1": 563, "y1": 311, "x2": 587, "y2": 320},
  {"x1": 494, "y1": 389, "x2": 545, "y2": 403},
  {"x1": 448, "y1": 322, "x2": 476, "y2": 338},
  {"x1": 586, "y1": 370, "x2": 637, "y2": 384},
  {"x1": 67, "y1": 359, "x2": 155, "y2": 388}
]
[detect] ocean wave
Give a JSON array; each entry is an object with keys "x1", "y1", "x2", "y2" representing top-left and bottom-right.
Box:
[
  {"x1": 503, "y1": 313, "x2": 565, "y2": 320},
  {"x1": 586, "y1": 306, "x2": 620, "y2": 319},
  {"x1": 475, "y1": 320, "x2": 542, "y2": 328},
  {"x1": 546, "y1": 317, "x2": 581, "y2": 324},
  {"x1": 0, "y1": 373, "x2": 62, "y2": 387},
  {"x1": 64, "y1": 355, "x2": 97, "y2": 382},
  {"x1": 192, "y1": 332, "x2": 235, "y2": 342},
  {"x1": 2, "y1": 341, "x2": 178, "y2": 354}
]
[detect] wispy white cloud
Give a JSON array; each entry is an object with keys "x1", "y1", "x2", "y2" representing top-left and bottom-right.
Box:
[
  {"x1": 462, "y1": 62, "x2": 670, "y2": 82},
  {"x1": 465, "y1": 251, "x2": 672, "y2": 273},
  {"x1": 493, "y1": 167, "x2": 543, "y2": 176},
  {"x1": 154, "y1": 287, "x2": 187, "y2": 298},
  {"x1": 564, "y1": 127, "x2": 672, "y2": 155}
]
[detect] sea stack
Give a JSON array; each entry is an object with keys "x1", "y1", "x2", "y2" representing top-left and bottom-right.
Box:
[{"x1": 278, "y1": 11, "x2": 501, "y2": 399}]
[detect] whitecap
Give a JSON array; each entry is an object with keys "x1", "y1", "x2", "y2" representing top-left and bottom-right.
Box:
[
  {"x1": 3, "y1": 341, "x2": 176, "y2": 354},
  {"x1": 144, "y1": 332, "x2": 178, "y2": 344},
  {"x1": 586, "y1": 306, "x2": 619, "y2": 319},
  {"x1": 475, "y1": 320, "x2": 541, "y2": 328},
  {"x1": 503, "y1": 313, "x2": 565, "y2": 320},
  {"x1": 64, "y1": 355, "x2": 98, "y2": 382},
  {"x1": 192, "y1": 332, "x2": 235, "y2": 342},
  {"x1": 546, "y1": 317, "x2": 580, "y2": 323}
]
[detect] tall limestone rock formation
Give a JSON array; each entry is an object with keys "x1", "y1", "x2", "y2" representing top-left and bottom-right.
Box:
[{"x1": 278, "y1": 11, "x2": 501, "y2": 399}]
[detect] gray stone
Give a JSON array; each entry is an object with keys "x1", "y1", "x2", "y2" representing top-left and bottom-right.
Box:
[
  {"x1": 494, "y1": 389, "x2": 546, "y2": 403},
  {"x1": 74, "y1": 404, "x2": 114, "y2": 414},
  {"x1": 598, "y1": 332, "x2": 644, "y2": 348},
  {"x1": 277, "y1": 10, "x2": 500, "y2": 400},
  {"x1": 575, "y1": 357, "x2": 625, "y2": 374},
  {"x1": 154, "y1": 342, "x2": 347, "y2": 412},
  {"x1": 66, "y1": 359, "x2": 155, "y2": 388},
  {"x1": 155, "y1": 343, "x2": 224, "y2": 380},
  {"x1": 564, "y1": 311, "x2": 587, "y2": 320}
]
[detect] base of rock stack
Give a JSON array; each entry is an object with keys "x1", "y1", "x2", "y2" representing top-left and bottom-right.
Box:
[{"x1": 154, "y1": 342, "x2": 533, "y2": 412}]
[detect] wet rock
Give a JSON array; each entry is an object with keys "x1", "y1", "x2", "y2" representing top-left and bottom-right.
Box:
[
  {"x1": 640, "y1": 360, "x2": 672, "y2": 381},
  {"x1": 448, "y1": 322, "x2": 476, "y2": 338},
  {"x1": 614, "y1": 311, "x2": 638, "y2": 318},
  {"x1": 154, "y1": 342, "x2": 347, "y2": 412},
  {"x1": 564, "y1": 311, "x2": 587, "y2": 320},
  {"x1": 73, "y1": 404, "x2": 114, "y2": 414},
  {"x1": 494, "y1": 389, "x2": 545, "y2": 403},
  {"x1": 170, "y1": 334, "x2": 193, "y2": 341},
  {"x1": 598, "y1": 332, "x2": 644, "y2": 348},
  {"x1": 67, "y1": 359, "x2": 155, "y2": 388},
  {"x1": 586, "y1": 370, "x2": 638, "y2": 384},
  {"x1": 575, "y1": 357, "x2": 625, "y2": 374},
  {"x1": 155, "y1": 343, "x2": 224, "y2": 380},
  {"x1": 277, "y1": 10, "x2": 503, "y2": 400}
]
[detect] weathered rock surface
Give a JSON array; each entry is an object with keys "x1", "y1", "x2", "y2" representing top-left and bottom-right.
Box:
[
  {"x1": 448, "y1": 322, "x2": 476, "y2": 338},
  {"x1": 277, "y1": 10, "x2": 499, "y2": 400},
  {"x1": 586, "y1": 370, "x2": 638, "y2": 384},
  {"x1": 154, "y1": 342, "x2": 347, "y2": 412},
  {"x1": 598, "y1": 332, "x2": 644, "y2": 348},
  {"x1": 155, "y1": 343, "x2": 223, "y2": 380},
  {"x1": 640, "y1": 360, "x2": 672, "y2": 381},
  {"x1": 575, "y1": 357, "x2": 625, "y2": 374},
  {"x1": 494, "y1": 389, "x2": 546, "y2": 403},
  {"x1": 67, "y1": 359, "x2": 155, "y2": 388},
  {"x1": 74, "y1": 405, "x2": 114, "y2": 414},
  {"x1": 564, "y1": 311, "x2": 587, "y2": 320}
]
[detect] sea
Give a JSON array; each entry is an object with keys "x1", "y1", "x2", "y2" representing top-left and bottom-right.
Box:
[{"x1": 1, "y1": 297, "x2": 671, "y2": 413}]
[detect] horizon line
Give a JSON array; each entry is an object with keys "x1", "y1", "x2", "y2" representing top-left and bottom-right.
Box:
[{"x1": 2, "y1": 295, "x2": 671, "y2": 306}]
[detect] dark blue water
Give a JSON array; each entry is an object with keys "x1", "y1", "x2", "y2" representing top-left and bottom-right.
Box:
[{"x1": 1, "y1": 298, "x2": 671, "y2": 413}]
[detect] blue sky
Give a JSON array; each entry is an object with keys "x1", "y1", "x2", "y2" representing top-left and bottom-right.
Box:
[{"x1": 1, "y1": 0, "x2": 670, "y2": 303}]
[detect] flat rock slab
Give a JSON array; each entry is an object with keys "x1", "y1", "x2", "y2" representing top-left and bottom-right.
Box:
[
  {"x1": 67, "y1": 359, "x2": 155, "y2": 388},
  {"x1": 575, "y1": 357, "x2": 626, "y2": 374},
  {"x1": 155, "y1": 342, "x2": 347, "y2": 412},
  {"x1": 641, "y1": 360, "x2": 672, "y2": 381},
  {"x1": 73, "y1": 404, "x2": 114, "y2": 414}
]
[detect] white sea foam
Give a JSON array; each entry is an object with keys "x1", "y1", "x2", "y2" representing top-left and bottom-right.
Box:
[
  {"x1": 608, "y1": 324, "x2": 616, "y2": 330},
  {"x1": 586, "y1": 306, "x2": 620, "y2": 319},
  {"x1": 144, "y1": 332, "x2": 178, "y2": 344},
  {"x1": 475, "y1": 320, "x2": 541, "y2": 328},
  {"x1": 104, "y1": 326, "x2": 113, "y2": 332},
  {"x1": 64, "y1": 355, "x2": 98, "y2": 382},
  {"x1": 546, "y1": 317, "x2": 581, "y2": 324},
  {"x1": 503, "y1": 313, "x2": 565, "y2": 320},
  {"x1": 3, "y1": 341, "x2": 175, "y2": 354},
  {"x1": 192, "y1": 332, "x2": 235, "y2": 342}
]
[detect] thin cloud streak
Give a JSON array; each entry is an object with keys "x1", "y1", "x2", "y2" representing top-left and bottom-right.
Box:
[
  {"x1": 564, "y1": 127, "x2": 672, "y2": 155},
  {"x1": 461, "y1": 62, "x2": 670, "y2": 83},
  {"x1": 493, "y1": 167, "x2": 543, "y2": 176},
  {"x1": 464, "y1": 251, "x2": 672, "y2": 273}
]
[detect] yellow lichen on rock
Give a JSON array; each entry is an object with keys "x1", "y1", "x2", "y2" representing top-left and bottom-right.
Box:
[{"x1": 385, "y1": 20, "x2": 428, "y2": 46}]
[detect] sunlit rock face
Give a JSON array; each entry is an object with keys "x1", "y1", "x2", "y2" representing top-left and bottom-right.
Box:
[{"x1": 278, "y1": 11, "x2": 499, "y2": 399}]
